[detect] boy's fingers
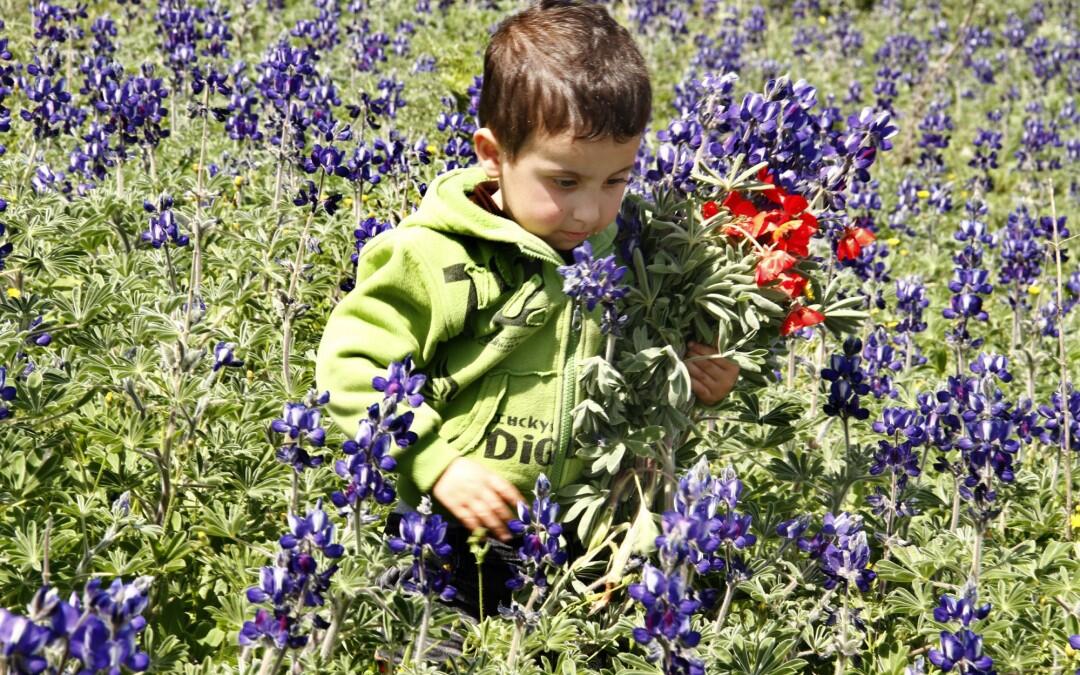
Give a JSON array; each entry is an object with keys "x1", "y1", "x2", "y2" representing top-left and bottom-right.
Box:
[
  {"x1": 490, "y1": 477, "x2": 527, "y2": 510},
  {"x1": 470, "y1": 502, "x2": 506, "y2": 538}
]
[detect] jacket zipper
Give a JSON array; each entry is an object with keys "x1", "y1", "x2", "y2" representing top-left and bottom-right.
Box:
[{"x1": 550, "y1": 302, "x2": 582, "y2": 489}]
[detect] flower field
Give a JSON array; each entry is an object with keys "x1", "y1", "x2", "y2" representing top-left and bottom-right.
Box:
[{"x1": 0, "y1": 0, "x2": 1077, "y2": 673}]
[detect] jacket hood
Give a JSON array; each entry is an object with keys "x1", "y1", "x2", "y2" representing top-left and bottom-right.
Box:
[{"x1": 399, "y1": 166, "x2": 617, "y2": 265}]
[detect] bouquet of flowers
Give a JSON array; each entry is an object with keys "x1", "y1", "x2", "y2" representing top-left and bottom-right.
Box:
[{"x1": 560, "y1": 72, "x2": 897, "y2": 568}]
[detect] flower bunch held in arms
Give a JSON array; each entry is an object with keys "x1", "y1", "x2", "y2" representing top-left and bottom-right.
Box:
[
  {"x1": 240, "y1": 500, "x2": 342, "y2": 674},
  {"x1": 928, "y1": 583, "x2": 996, "y2": 674},
  {"x1": 704, "y1": 166, "x2": 827, "y2": 337},
  {"x1": 386, "y1": 496, "x2": 455, "y2": 666},
  {"x1": 504, "y1": 474, "x2": 568, "y2": 669},
  {"x1": 0, "y1": 576, "x2": 153, "y2": 675},
  {"x1": 557, "y1": 240, "x2": 629, "y2": 360},
  {"x1": 271, "y1": 389, "x2": 330, "y2": 512},
  {"x1": 331, "y1": 357, "x2": 425, "y2": 544}
]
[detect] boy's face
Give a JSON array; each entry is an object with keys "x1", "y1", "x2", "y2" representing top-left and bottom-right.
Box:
[{"x1": 473, "y1": 128, "x2": 642, "y2": 252}]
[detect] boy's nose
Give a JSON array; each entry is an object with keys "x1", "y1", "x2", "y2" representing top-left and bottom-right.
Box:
[{"x1": 572, "y1": 199, "x2": 600, "y2": 230}]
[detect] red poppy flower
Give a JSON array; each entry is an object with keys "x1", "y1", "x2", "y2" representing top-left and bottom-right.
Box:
[
  {"x1": 775, "y1": 271, "x2": 808, "y2": 299},
  {"x1": 780, "y1": 305, "x2": 826, "y2": 335},
  {"x1": 722, "y1": 170, "x2": 818, "y2": 251},
  {"x1": 755, "y1": 249, "x2": 797, "y2": 286},
  {"x1": 770, "y1": 215, "x2": 817, "y2": 257},
  {"x1": 836, "y1": 226, "x2": 876, "y2": 261},
  {"x1": 702, "y1": 201, "x2": 720, "y2": 219}
]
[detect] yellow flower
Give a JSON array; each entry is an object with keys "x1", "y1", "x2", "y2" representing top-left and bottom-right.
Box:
[
  {"x1": 961, "y1": 190, "x2": 969, "y2": 198},
  {"x1": 1028, "y1": 286, "x2": 1041, "y2": 296},
  {"x1": 947, "y1": 173, "x2": 956, "y2": 180},
  {"x1": 246, "y1": 369, "x2": 255, "y2": 382},
  {"x1": 193, "y1": 163, "x2": 201, "y2": 173},
  {"x1": 886, "y1": 237, "x2": 901, "y2": 246},
  {"x1": 900, "y1": 249, "x2": 909, "y2": 256},
  {"x1": 105, "y1": 392, "x2": 114, "y2": 404},
  {"x1": 804, "y1": 285, "x2": 815, "y2": 301},
  {"x1": 1071, "y1": 511, "x2": 1080, "y2": 531},
  {"x1": 233, "y1": 175, "x2": 245, "y2": 188},
  {"x1": 343, "y1": 196, "x2": 354, "y2": 208},
  {"x1": 426, "y1": 144, "x2": 437, "y2": 155},
  {"x1": 916, "y1": 190, "x2": 930, "y2": 199},
  {"x1": 6, "y1": 287, "x2": 20, "y2": 299},
  {"x1": 818, "y1": 15, "x2": 827, "y2": 24},
  {"x1": 361, "y1": 194, "x2": 370, "y2": 203},
  {"x1": 886, "y1": 320, "x2": 899, "y2": 329}
]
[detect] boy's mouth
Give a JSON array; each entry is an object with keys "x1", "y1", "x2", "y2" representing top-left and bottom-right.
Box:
[{"x1": 561, "y1": 230, "x2": 591, "y2": 241}]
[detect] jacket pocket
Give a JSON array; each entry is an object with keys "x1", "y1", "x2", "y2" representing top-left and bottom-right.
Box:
[{"x1": 442, "y1": 372, "x2": 509, "y2": 455}]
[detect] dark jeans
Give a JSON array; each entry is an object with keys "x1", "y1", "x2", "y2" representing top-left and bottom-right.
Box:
[
  {"x1": 376, "y1": 513, "x2": 592, "y2": 668},
  {"x1": 382, "y1": 512, "x2": 586, "y2": 622}
]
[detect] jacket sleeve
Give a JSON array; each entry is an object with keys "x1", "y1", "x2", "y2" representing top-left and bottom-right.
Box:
[{"x1": 315, "y1": 229, "x2": 461, "y2": 495}]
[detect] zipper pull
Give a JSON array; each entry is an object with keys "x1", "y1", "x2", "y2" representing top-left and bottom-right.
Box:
[{"x1": 571, "y1": 302, "x2": 582, "y2": 331}]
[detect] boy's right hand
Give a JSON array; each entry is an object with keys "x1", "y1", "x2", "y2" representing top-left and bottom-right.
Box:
[{"x1": 432, "y1": 457, "x2": 526, "y2": 542}]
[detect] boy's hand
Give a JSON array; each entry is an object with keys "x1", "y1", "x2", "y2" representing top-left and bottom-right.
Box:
[
  {"x1": 684, "y1": 341, "x2": 740, "y2": 406},
  {"x1": 432, "y1": 457, "x2": 526, "y2": 542}
]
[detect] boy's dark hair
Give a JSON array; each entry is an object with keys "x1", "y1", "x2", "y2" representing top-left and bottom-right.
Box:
[{"x1": 479, "y1": 0, "x2": 652, "y2": 160}]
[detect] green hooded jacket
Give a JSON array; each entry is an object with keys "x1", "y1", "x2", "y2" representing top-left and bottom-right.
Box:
[{"x1": 315, "y1": 166, "x2": 617, "y2": 511}]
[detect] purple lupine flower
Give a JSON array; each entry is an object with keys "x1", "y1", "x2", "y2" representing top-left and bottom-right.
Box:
[
  {"x1": 917, "y1": 98, "x2": 954, "y2": 176},
  {"x1": 141, "y1": 195, "x2": 188, "y2": 248},
  {"x1": 790, "y1": 513, "x2": 876, "y2": 592},
  {"x1": 894, "y1": 276, "x2": 929, "y2": 364},
  {"x1": 280, "y1": 500, "x2": 344, "y2": 558},
  {"x1": 436, "y1": 102, "x2": 477, "y2": 171},
  {"x1": 242, "y1": 515, "x2": 340, "y2": 650},
  {"x1": 927, "y1": 585, "x2": 995, "y2": 674},
  {"x1": 506, "y1": 474, "x2": 567, "y2": 593},
  {"x1": 372, "y1": 355, "x2": 426, "y2": 406},
  {"x1": 0, "y1": 609, "x2": 51, "y2": 674},
  {"x1": 929, "y1": 630, "x2": 994, "y2": 674},
  {"x1": 943, "y1": 199, "x2": 994, "y2": 351},
  {"x1": 821, "y1": 337, "x2": 871, "y2": 421},
  {"x1": 628, "y1": 564, "x2": 704, "y2": 675},
  {"x1": 387, "y1": 496, "x2": 456, "y2": 601},
  {"x1": 1037, "y1": 385, "x2": 1080, "y2": 451},
  {"x1": 0, "y1": 365, "x2": 16, "y2": 420},
  {"x1": 331, "y1": 358, "x2": 424, "y2": 515},
  {"x1": 271, "y1": 390, "x2": 330, "y2": 472},
  {"x1": 933, "y1": 586, "x2": 991, "y2": 627},
  {"x1": 557, "y1": 241, "x2": 630, "y2": 335},
  {"x1": 212, "y1": 341, "x2": 243, "y2": 371}
]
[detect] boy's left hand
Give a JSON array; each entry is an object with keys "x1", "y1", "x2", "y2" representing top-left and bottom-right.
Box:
[{"x1": 684, "y1": 341, "x2": 740, "y2": 406}]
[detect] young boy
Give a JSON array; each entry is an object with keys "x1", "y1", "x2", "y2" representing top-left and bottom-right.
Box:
[{"x1": 316, "y1": 0, "x2": 738, "y2": 631}]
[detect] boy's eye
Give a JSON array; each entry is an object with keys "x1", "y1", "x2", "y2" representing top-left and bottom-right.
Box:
[
  {"x1": 553, "y1": 178, "x2": 577, "y2": 189},
  {"x1": 606, "y1": 178, "x2": 629, "y2": 186}
]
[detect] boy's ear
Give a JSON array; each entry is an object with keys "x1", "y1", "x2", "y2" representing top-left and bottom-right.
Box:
[{"x1": 473, "y1": 128, "x2": 503, "y2": 179}]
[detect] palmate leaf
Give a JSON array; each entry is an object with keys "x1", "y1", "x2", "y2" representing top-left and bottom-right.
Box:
[{"x1": 717, "y1": 636, "x2": 808, "y2": 675}]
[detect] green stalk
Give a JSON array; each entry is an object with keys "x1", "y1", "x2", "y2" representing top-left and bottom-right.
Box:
[
  {"x1": 507, "y1": 586, "x2": 542, "y2": 670},
  {"x1": 1046, "y1": 179, "x2": 1073, "y2": 538}
]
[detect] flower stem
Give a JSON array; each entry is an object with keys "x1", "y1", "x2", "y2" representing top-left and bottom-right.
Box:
[
  {"x1": 272, "y1": 103, "x2": 292, "y2": 212},
  {"x1": 1046, "y1": 179, "x2": 1073, "y2": 539},
  {"x1": 950, "y1": 474, "x2": 961, "y2": 533},
  {"x1": 413, "y1": 597, "x2": 432, "y2": 667},
  {"x1": 281, "y1": 173, "x2": 323, "y2": 392},
  {"x1": 508, "y1": 586, "x2": 542, "y2": 669},
  {"x1": 258, "y1": 646, "x2": 286, "y2": 675},
  {"x1": 713, "y1": 581, "x2": 736, "y2": 633}
]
